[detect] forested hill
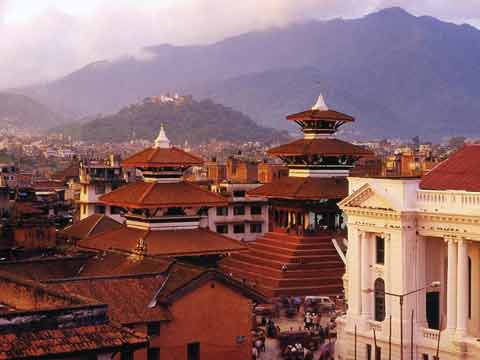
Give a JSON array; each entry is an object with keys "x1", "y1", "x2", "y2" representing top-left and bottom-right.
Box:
[{"x1": 53, "y1": 97, "x2": 290, "y2": 145}]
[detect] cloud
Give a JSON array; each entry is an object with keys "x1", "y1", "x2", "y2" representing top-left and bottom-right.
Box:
[{"x1": 0, "y1": 0, "x2": 479, "y2": 89}]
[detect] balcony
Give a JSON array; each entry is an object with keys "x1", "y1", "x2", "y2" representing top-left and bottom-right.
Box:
[
  {"x1": 420, "y1": 327, "x2": 440, "y2": 343},
  {"x1": 417, "y1": 190, "x2": 480, "y2": 216}
]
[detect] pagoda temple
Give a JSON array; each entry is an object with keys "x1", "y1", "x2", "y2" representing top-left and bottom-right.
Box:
[
  {"x1": 220, "y1": 95, "x2": 372, "y2": 297},
  {"x1": 78, "y1": 125, "x2": 245, "y2": 265}
]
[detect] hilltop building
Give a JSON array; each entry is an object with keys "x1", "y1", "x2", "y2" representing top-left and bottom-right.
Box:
[
  {"x1": 336, "y1": 145, "x2": 480, "y2": 360},
  {"x1": 221, "y1": 95, "x2": 371, "y2": 297}
]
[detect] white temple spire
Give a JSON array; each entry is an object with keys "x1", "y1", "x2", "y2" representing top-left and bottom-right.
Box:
[
  {"x1": 311, "y1": 93, "x2": 329, "y2": 111},
  {"x1": 154, "y1": 123, "x2": 170, "y2": 148}
]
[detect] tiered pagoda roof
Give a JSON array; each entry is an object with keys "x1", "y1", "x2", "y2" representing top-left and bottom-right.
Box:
[
  {"x1": 100, "y1": 181, "x2": 226, "y2": 209},
  {"x1": 121, "y1": 146, "x2": 203, "y2": 168},
  {"x1": 79, "y1": 227, "x2": 246, "y2": 257},
  {"x1": 268, "y1": 138, "x2": 371, "y2": 157},
  {"x1": 248, "y1": 177, "x2": 348, "y2": 200},
  {"x1": 248, "y1": 94, "x2": 372, "y2": 198},
  {"x1": 77, "y1": 125, "x2": 245, "y2": 258},
  {"x1": 222, "y1": 94, "x2": 369, "y2": 298}
]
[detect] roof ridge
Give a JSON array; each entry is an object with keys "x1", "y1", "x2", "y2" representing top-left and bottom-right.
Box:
[
  {"x1": 86, "y1": 214, "x2": 106, "y2": 238},
  {"x1": 138, "y1": 182, "x2": 155, "y2": 203}
]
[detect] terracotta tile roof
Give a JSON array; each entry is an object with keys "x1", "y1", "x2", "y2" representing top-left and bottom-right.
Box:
[
  {"x1": 268, "y1": 138, "x2": 372, "y2": 157},
  {"x1": 122, "y1": 146, "x2": 203, "y2": 168},
  {"x1": 0, "y1": 257, "x2": 88, "y2": 281},
  {"x1": 0, "y1": 323, "x2": 146, "y2": 359},
  {"x1": 154, "y1": 266, "x2": 267, "y2": 305},
  {"x1": 247, "y1": 176, "x2": 348, "y2": 200},
  {"x1": 286, "y1": 109, "x2": 354, "y2": 122},
  {"x1": 80, "y1": 252, "x2": 172, "y2": 277},
  {"x1": 99, "y1": 181, "x2": 227, "y2": 208},
  {"x1": 78, "y1": 227, "x2": 246, "y2": 257},
  {"x1": 59, "y1": 214, "x2": 123, "y2": 240},
  {"x1": 15, "y1": 202, "x2": 44, "y2": 215},
  {"x1": 420, "y1": 145, "x2": 480, "y2": 192},
  {"x1": 49, "y1": 276, "x2": 172, "y2": 324}
]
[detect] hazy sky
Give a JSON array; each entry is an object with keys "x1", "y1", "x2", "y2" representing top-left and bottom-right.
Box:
[{"x1": 1, "y1": 0, "x2": 480, "y2": 89}]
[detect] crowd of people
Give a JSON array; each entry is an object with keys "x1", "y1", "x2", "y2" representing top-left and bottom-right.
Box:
[{"x1": 252, "y1": 296, "x2": 340, "y2": 359}]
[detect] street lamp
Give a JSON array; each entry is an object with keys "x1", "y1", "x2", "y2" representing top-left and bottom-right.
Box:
[{"x1": 366, "y1": 281, "x2": 440, "y2": 360}]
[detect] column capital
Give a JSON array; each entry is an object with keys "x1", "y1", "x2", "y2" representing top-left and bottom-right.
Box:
[
  {"x1": 380, "y1": 232, "x2": 391, "y2": 241},
  {"x1": 444, "y1": 234, "x2": 458, "y2": 243}
]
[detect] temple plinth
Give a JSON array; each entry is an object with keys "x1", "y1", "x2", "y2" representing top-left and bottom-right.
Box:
[{"x1": 220, "y1": 95, "x2": 372, "y2": 297}]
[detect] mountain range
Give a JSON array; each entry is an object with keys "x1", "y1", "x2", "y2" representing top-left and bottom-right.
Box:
[
  {"x1": 0, "y1": 92, "x2": 64, "y2": 130},
  {"x1": 17, "y1": 7, "x2": 480, "y2": 140}
]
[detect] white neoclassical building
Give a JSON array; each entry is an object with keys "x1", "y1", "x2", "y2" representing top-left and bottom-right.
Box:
[{"x1": 336, "y1": 145, "x2": 480, "y2": 359}]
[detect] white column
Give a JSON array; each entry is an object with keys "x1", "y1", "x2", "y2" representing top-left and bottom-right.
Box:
[
  {"x1": 347, "y1": 227, "x2": 362, "y2": 317},
  {"x1": 416, "y1": 235, "x2": 428, "y2": 326},
  {"x1": 456, "y1": 239, "x2": 469, "y2": 337},
  {"x1": 446, "y1": 238, "x2": 457, "y2": 331},
  {"x1": 361, "y1": 232, "x2": 371, "y2": 319}
]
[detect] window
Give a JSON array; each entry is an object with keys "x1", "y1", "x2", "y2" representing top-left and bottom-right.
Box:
[
  {"x1": 374, "y1": 278, "x2": 386, "y2": 322},
  {"x1": 94, "y1": 182, "x2": 106, "y2": 195},
  {"x1": 233, "y1": 224, "x2": 245, "y2": 234},
  {"x1": 233, "y1": 206, "x2": 245, "y2": 216},
  {"x1": 216, "y1": 224, "x2": 228, "y2": 234},
  {"x1": 95, "y1": 205, "x2": 105, "y2": 214},
  {"x1": 250, "y1": 206, "x2": 262, "y2": 215},
  {"x1": 110, "y1": 206, "x2": 122, "y2": 215},
  {"x1": 147, "y1": 322, "x2": 160, "y2": 337},
  {"x1": 376, "y1": 236, "x2": 385, "y2": 264},
  {"x1": 233, "y1": 190, "x2": 246, "y2": 197},
  {"x1": 187, "y1": 342, "x2": 200, "y2": 360},
  {"x1": 147, "y1": 347, "x2": 160, "y2": 360},
  {"x1": 216, "y1": 207, "x2": 228, "y2": 216},
  {"x1": 422, "y1": 354, "x2": 429, "y2": 360},
  {"x1": 250, "y1": 223, "x2": 262, "y2": 233},
  {"x1": 121, "y1": 351, "x2": 134, "y2": 360},
  {"x1": 375, "y1": 346, "x2": 381, "y2": 360}
]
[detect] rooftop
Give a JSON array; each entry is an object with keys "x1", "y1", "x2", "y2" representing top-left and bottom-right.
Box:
[
  {"x1": 420, "y1": 145, "x2": 480, "y2": 192},
  {"x1": 78, "y1": 227, "x2": 247, "y2": 257},
  {"x1": 59, "y1": 214, "x2": 123, "y2": 240},
  {"x1": 99, "y1": 181, "x2": 227, "y2": 209},
  {"x1": 268, "y1": 138, "x2": 372, "y2": 157},
  {"x1": 248, "y1": 176, "x2": 348, "y2": 200}
]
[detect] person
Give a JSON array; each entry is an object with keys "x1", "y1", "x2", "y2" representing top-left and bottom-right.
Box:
[
  {"x1": 312, "y1": 313, "x2": 318, "y2": 330},
  {"x1": 255, "y1": 338, "x2": 263, "y2": 353},
  {"x1": 305, "y1": 312, "x2": 312, "y2": 330},
  {"x1": 319, "y1": 325, "x2": 325, "y2": 344},
  {"x1": 252, "y1": 346, "x2": 258, "y2": 360}
]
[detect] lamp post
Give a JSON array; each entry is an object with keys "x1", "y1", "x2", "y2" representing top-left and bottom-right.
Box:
[{"x1": 366, "y1": 281, "x2": 440, "y2": 360}]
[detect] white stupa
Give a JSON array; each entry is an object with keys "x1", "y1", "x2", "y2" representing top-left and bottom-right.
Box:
[
  {"x1": 154, "y1": 124, "x2": 170, "y2": 148},
  {"x1": 311, "y1": 93, "x2": 329, "y2": 111}
]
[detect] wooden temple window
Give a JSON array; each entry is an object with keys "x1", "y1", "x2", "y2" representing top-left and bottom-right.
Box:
[
  {"x1": 233, "y1": 224, "x2": 245, "y2": 233},
  {"x1": 216, "y1": 224, "x2": 228, "y2": 234},
  {"x1": 233, "y1": 206, "x2": 245, "y2": 216},
  {"x1": 250, "y1": 223, "x2": 262, "y2": 233}
]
